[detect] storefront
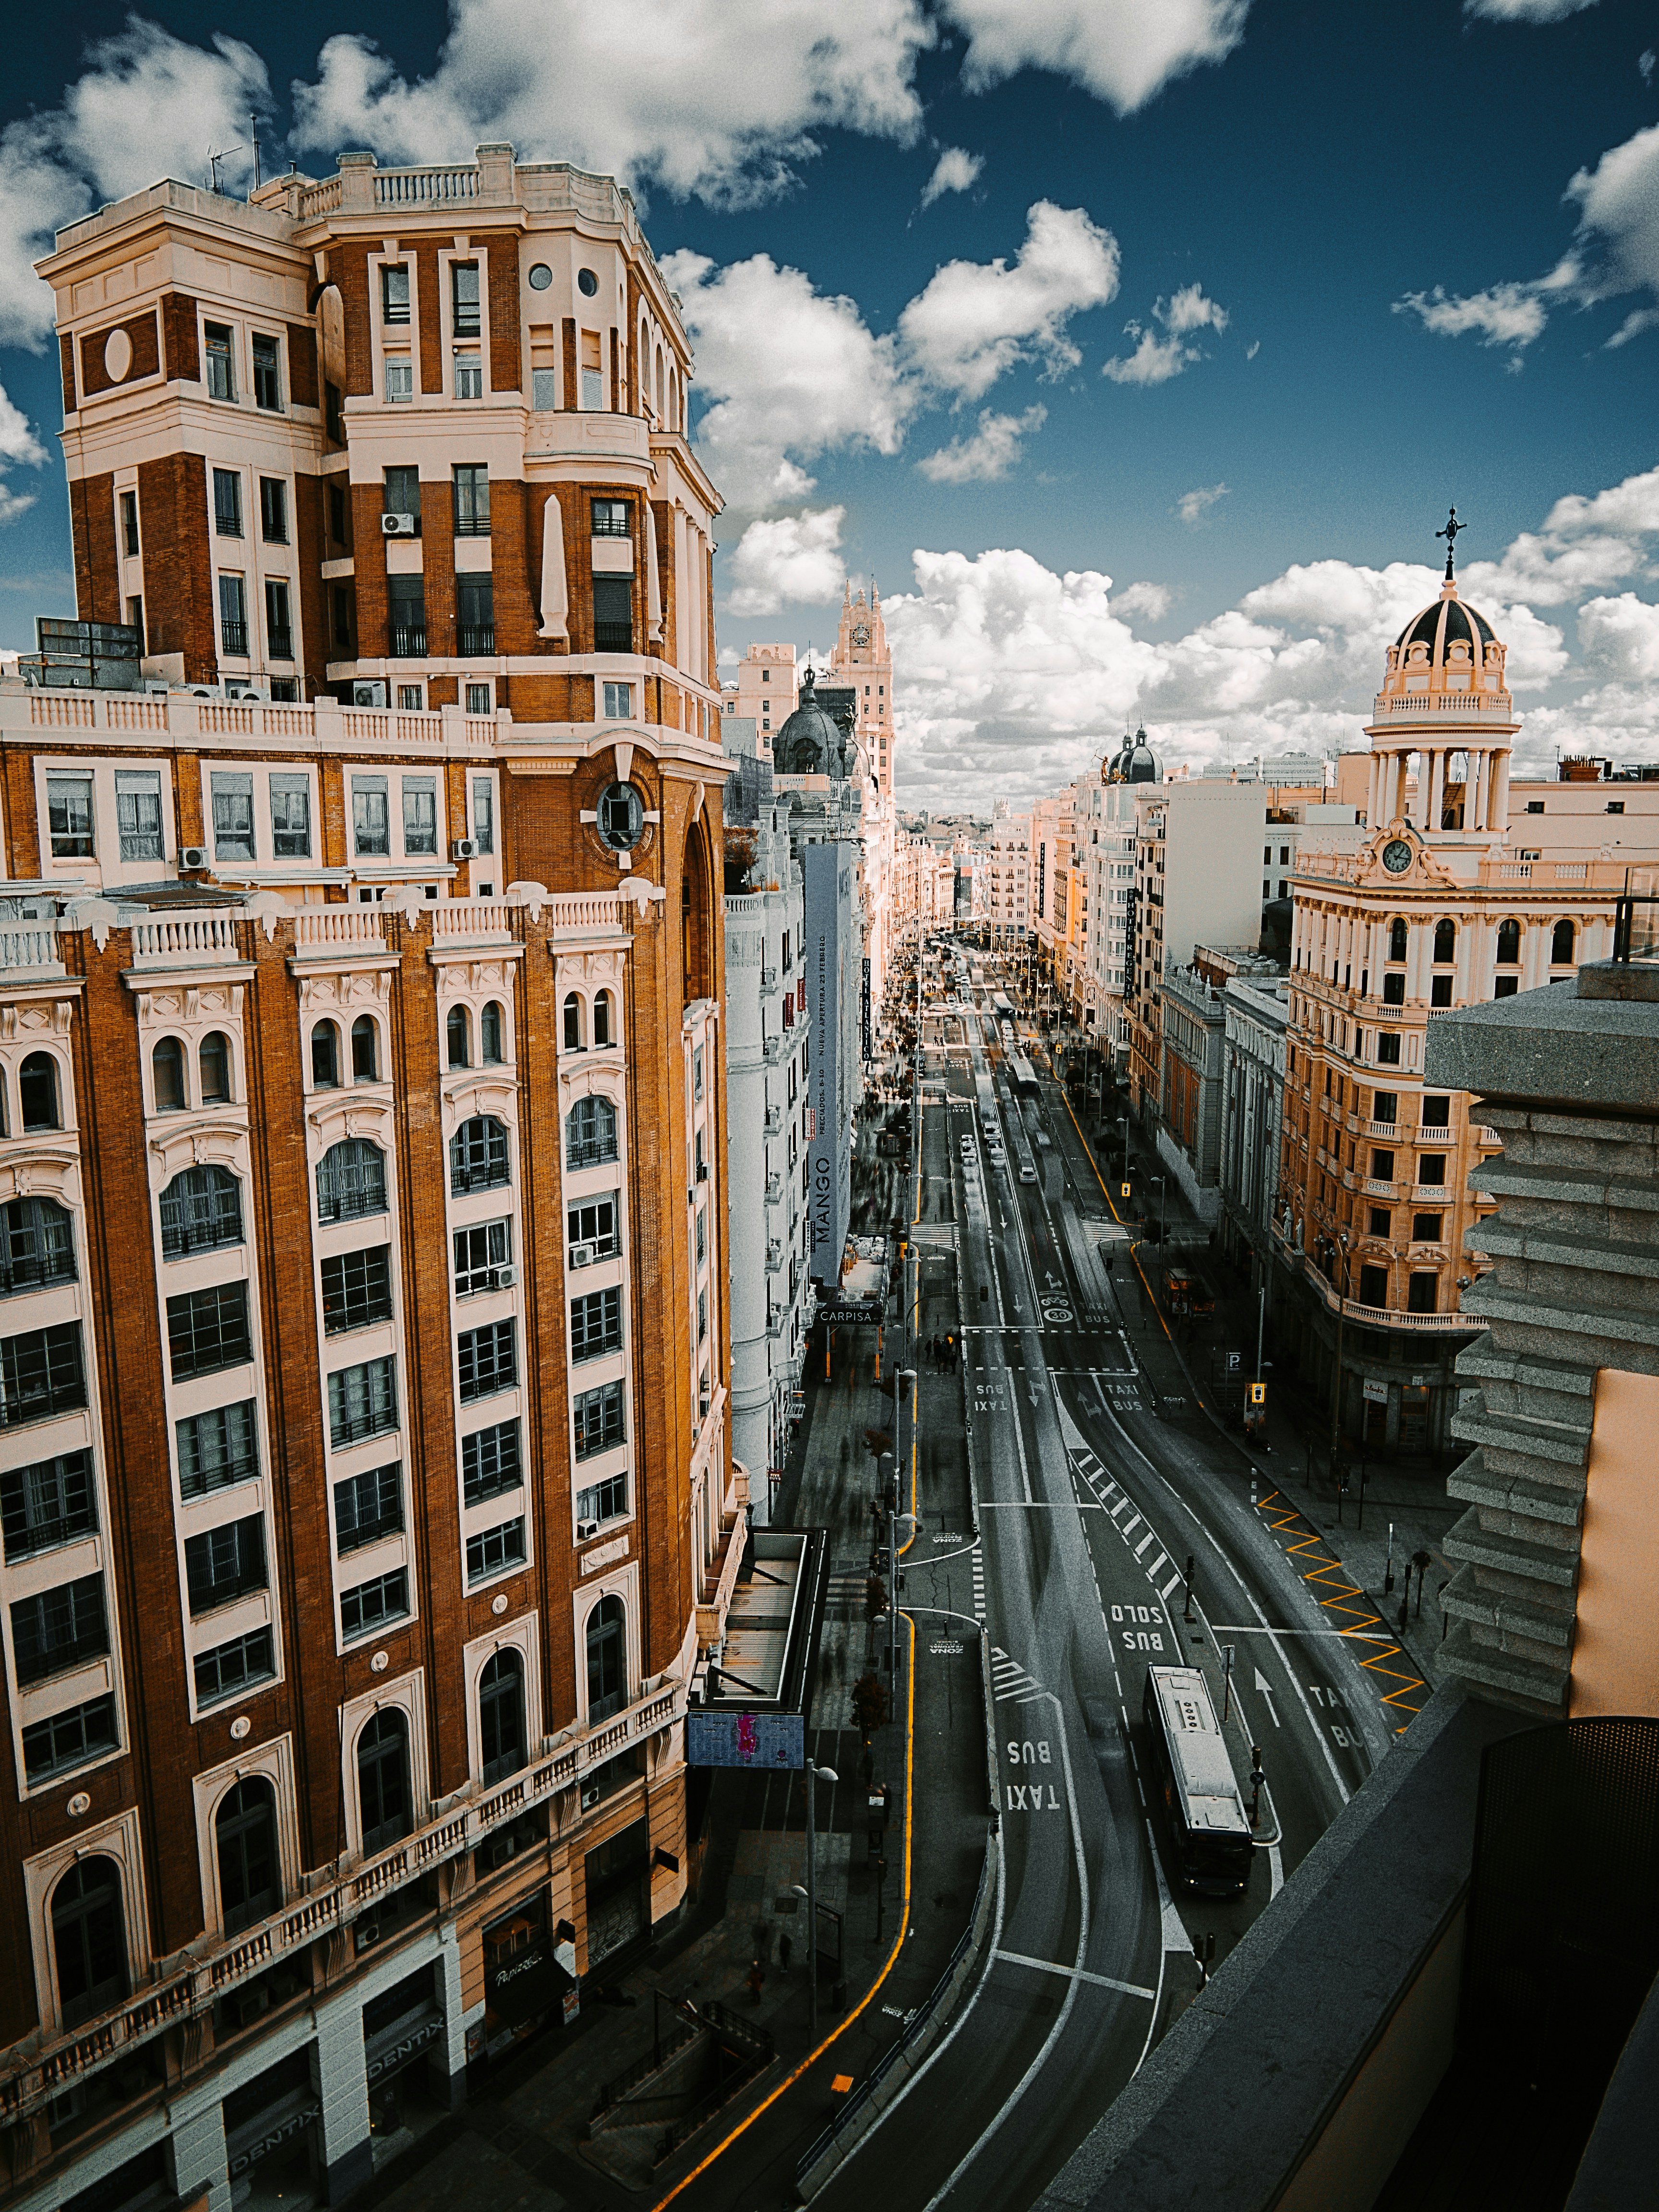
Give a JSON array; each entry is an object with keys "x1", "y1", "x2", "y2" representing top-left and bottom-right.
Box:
[
  {"x1": 583, "y1": 1818, "x2": 651, "y2": 1974},
  {"x1": 476, "y1": 1890, "x2": 576, "y2": 2059},
  {"x1": 222, "y1": 2050, "x2": 321, "y2": 2204},
  {"x1": 362, "y1": 1964, "x2": 450, "y2": 2151}
]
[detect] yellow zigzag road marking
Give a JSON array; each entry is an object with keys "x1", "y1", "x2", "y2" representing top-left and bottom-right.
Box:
[{"x1": 1252, "y1": 1489, "x2": 1426, "y2": 1730}]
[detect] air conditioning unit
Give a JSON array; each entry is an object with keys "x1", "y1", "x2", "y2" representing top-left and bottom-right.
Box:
[
  {"x1": 581, "y1": 1783, "x2": 601, "y2": 1810},
  {"x1": 496, "y1": 1264, "x2": 518, "y2": 1288},
  {"x1": 453, "y1": 837, "x2": 479, "y2": 862},
  {"x1": 225, "y1": 682, "x2": 268, "y2": 703},
  {"x1": 569, "y1": 1241, "x2": 595, "y2": 1268},
  {"x1": 354, "y1": 1921, "x2": 381, "y2": 1953},
  {"x1": 577, "y1": 1519, "x2": 599, "y2": 1542},
  {"x1": 180, "y1": 847, "x2": 209, "y2": 871},
  {"x1": 381, "y1": 512, "x2": 416, "y2": 537},
  {"x1": 352, "y1": 681, "x2": 387, "y2": 709}
]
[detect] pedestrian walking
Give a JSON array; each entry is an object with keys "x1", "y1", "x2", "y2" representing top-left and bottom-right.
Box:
[
  {"x1": 778, "y1": 1933, "x2": 793, "y2": 1974},
  {"x1": 745, "y1": 1959, "x2": 765, "y2": 2006}
]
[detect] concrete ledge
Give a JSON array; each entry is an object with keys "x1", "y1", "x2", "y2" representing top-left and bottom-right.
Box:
[
  {"x1": 1442, "y1": 1623, "x2": 1566, "y2": 1716},
  {"x1": 1424, "y1": 980, "x2": 1659, "y2": 1114},
  {"x1": 1034, "y1": 1686, "x2": 1525, "y2": 2212}
]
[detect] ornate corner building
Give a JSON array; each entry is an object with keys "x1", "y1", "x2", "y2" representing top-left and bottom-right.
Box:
[{"x1": 0, "y1": 144, "x2": 743, "y2": 2212}]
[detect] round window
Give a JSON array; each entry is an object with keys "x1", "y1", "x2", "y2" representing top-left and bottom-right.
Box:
[
  {"x1": 527, "y1": 263, "x2": 553, "y2": 291},
  {"x1": 597, "y1": 782, "x2": 645, "y2": 852},
  {"x1": 577, "y1": 267, "x2": 599, "y2": 298}
]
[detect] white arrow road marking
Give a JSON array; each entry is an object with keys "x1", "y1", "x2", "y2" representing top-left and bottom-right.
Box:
[{"x1": 1254, "y1": 1668, "x2": 1281, "y2": 1728}]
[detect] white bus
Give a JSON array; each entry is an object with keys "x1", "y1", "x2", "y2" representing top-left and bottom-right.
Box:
[{"x1": 1142, "y1": 1665, "x2": 1254, "y2": 1895}]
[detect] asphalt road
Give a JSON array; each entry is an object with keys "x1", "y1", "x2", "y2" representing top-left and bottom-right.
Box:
[{"x1": 819, "y1": 977, "x2": 1401, "y2": 2212}]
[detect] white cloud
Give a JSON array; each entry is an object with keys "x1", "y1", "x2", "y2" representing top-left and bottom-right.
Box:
[
  {"x1": 0, "y1": 24, "x2": 271, "y2": 350},
  {"x1": 1176, "y1": 482, "x2": 1228, "y2": 524},
  {"x1": 1577, "y1": 593, "x2": 1659, "y2": 682},
  {"x1": 1112, "y1": 581, "x2": 1173, "y2": 620},
  {"x1": 897, "y1": 200, "x2": 1120, "y2": 400},
  {"x1": 1104, "y1": 283, "x2": 1228, "y2": 383},
  {"x1": 1464, "y1": 0, "x2": 1600, "y2": 19},
  {"x1": 725, "y1": 506, "x2": 846, "y2": 615},
  {"x1": 916, "y1": 404, "x2": 1046, "y2": 482},
  {"x1": 292, "y1": 0, "x2": 932, "y2": 207},
  {"x1": 1460, "y1": 463, "x2": 1659, "y2": 605},
  {"x1": 1567, "y1": 120, "x2": 1659, "y2": 304},
  {"x1": 1394, "y1": 281, "x2": 1551, "y2": 350},
  {"x1": 0, "y1": 385, "x2": 46, "y2": 471},
  {"x1": 943, "y1": 0, "x2": 1250, "y2": 117},
  {"x1": 920, "y1": 146, "x2": 983, "y2": 207},
  {"x1": 662, "y1": 250, "x2": 912, "y2": 508}
]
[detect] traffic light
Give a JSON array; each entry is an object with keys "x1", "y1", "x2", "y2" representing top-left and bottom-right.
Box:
[
  {"x1": 1248, "y1": 1382, "x2": 1266, "y2": 1407},
  {"x1": 1119, "y1": 1182, "x2": 1131, "y2": 1200}
]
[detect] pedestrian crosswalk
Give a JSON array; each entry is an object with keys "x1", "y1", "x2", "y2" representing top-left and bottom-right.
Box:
[
  {"x1": 828, "y1": 1568, "x2": 872, "y2": 1611},
  {"x1": 971, "y1": 1543, "x2": 987, "y2": 1625},
  {"x1": 1066, "y1": 1441, "x2": 1184, "y2": 1604},
  {"x1": 991, "y1": 1646, "x2": 1047, "y2": 1706}
]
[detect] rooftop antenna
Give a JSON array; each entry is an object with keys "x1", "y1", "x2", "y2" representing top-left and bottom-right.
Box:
[
  {"x1": 250, "y1": 114, "x2": 261, "y2": 193},
  {"x1": 206, "y1": 143, "x2": 243, "y2": 195},
  {"x1": 1436, "y1": 505, "x2": 1466, "y2": 582}
]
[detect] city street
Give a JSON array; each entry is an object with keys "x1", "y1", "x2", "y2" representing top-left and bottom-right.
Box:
[{"x1": 820, "y1": 966, "x2": 1416, "y2": 2212}]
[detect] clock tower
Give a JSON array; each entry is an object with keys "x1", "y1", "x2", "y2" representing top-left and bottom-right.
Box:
[{"x1": 829, "y1": 578, "x2": 896, "y2": 799}]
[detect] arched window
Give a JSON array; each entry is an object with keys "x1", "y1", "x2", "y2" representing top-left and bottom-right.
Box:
[
  {"x1": 586, "y1": 1595, "x2": 626, "y2": 1721},
  {"x1": 669, "y1": 367, "x2": 680, "y2": 431},
  {"x1": 52, "y1": 1856, "x2": 126, "y2": 2028},
  {"x1": 1551, "y1": 918, "x2": 1575, "y2": 965},
  {"x1": 198, "y1": 1031, "x2": 231, "y2": 1104},
  {"x1": 216, "y1": 1776, "x2": 280, "y2": 1934},
  {"x1": 19, "y1": 1053, "x2": 59, "y2": 1132},
  {"x1": 1433, "y1": 920, "x2": 1455, "y2": 965},
  {"x1": 311, "y1": 1020, "x2": 340, "y2": 1088},
  {"x1": 358, "y1": 1709, "x2": 411, "y2": 1856},
  {"x1": 351, "y1": 1015, "x2": 378, "y2": 1082},
  {"x1": 317, "y1": 1139, "x2": 386, "y2": 1223},
  {"x1": 565, "y1": 1095, "x2": 616, "y2": 1170},
  {"x1": 563, "y1": 991, "x2": 585, "y2": 1052},
  {"x1": 1387, "y1": 918, "x2": 1407, "y2": 964},
  {"x1": 450, "y1": 1115, "x2": 509, "y2": 1194},
  {"x1": 0, "y1": 1195, "x2": 75, "y2": 1294},
  {"x1": 0, "y1": 1068, "x2": 8, "y2": 1139},
  {"x1": 151, "y1": 1038, "x2": 186, "y2": 1114},
  {"x1": 682, "y1": 825, "x2": 713, "y2": 1004},
  {"x1": 655, "y1": 345, "x2": 665, "y2": 422},
  {"x1": 159, "y1": 1165, "x2": 242, "y2": 1258},
  {"x1": 593, "y1": 990, "x2": 613, "y2": 1049},
  {"x1": 446, "y1": 1005, "x2": 471, "y2": 1070},
  {"x1": 481, "y1": 1001, "x2": 504, "y2": 1065},
  {"x1": 1496, "y1": 919, "x2": 1521, "y2": 966},
  {"x1": 479, "y1": 1650, "x2": 526, "y2": 1784}
]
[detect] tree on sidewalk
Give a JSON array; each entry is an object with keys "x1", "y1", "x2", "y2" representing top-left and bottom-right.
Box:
[{"x1": 852, "y1": 1671, "x2": 890, "y2": 1743}]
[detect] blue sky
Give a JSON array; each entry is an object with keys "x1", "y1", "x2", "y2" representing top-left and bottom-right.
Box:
[{"x1": 2, "y1": 0, "x2": 1658, "y2": 800}]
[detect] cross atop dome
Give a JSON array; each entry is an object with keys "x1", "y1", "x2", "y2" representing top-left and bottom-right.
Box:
[{"x1": 1436, "y1": 505, "x2": 1466, "y2": 584}]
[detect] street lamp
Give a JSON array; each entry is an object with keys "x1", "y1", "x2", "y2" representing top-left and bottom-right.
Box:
[
  {"x1": 1151, "y1": 1173, "x2": 1169, "y2": 1250},
  {"x1": 896, "y1": 1367, "x2": 918, "y2": 1518},
  {"x1": 793, "y1": 1757, "x2": 840, "y2": 2035}
]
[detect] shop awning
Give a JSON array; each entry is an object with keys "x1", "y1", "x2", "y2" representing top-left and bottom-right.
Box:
[{"x1": 486, "y1": 1940, "x2": 575, "y2": 2029}]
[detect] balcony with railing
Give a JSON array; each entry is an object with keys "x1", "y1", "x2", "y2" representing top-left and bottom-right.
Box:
[
  {"x1": 267, "y1": 629, "x2": 294, "y2": 662},
  {"x1": 219, "y1": 621, "x2": 248, "y2": 657},
  {"x1": 457, "y1": 624, "x2": 495, "y2": 655},
  {"x1": 389, "y1": 625, "x2": 427, "y2": 658},
  {"x1": 131, "y1": 911, "x2": 243, "y2": 968}
]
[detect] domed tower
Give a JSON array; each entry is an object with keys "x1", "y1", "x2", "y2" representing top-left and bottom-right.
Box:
[
  {"x1": 772, "y1": 665, "x2": 849, "y2": 779},
  {"x1": 1104, "y1": 726, "x2": 1163, "y2": 784},
  {"x1": 1364, "y1": 515, "x2": 1517, "y2": 842}
]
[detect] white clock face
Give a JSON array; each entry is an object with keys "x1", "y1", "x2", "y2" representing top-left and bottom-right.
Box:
[
  {"x1": 851, "y1": 623, "x2": 871, "y2": 647},
  {"x1": 1382, "y1": 839, "x2": 1413, "y2": 875}
]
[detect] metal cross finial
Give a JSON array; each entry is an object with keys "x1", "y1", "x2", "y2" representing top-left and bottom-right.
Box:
[{"x1": 1436, "y1": 506, "x2": 1466, "y2": 580}]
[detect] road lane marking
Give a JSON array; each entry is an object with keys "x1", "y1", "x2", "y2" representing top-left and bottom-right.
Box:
[
  {"x1": 1160, "y1": 1572, "x2": 1182, "y2": 1602},
  {"x1": 1134, "y1": 1531, "x2": 1155, "y2": 1559},
  {"x1": 993, "y1": 1950, "x2": 1155, "y2": 2001},
  {"x1": 1249, "y1": 1489, "x2": 1428, "y2": 1727}
]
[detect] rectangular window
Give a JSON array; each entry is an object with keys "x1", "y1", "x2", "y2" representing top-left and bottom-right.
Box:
[
  {"x1": 329, "y1": 483, "x2": 348, "y2": 544},
  {"x1": 127, "y1": 595, "x2": 145, "y2": 649},
  {"x1": 456, "y1": 578, "x2": 493, "y2": 656},
  {"x1": 204, "y1": 322, "x2": 235, "y2": 400},
  {"x1": 212, "y1": 469, "x2": 242, "y2": 538},
  {"x1": 601, "y1": 681, "x2": 633, "y2": 719},
  {"x1": 462, "y1": 1419, "x2": 521, "y2": 1506},
  {"x1": 532, "y1": 367, "x2": 558, "y2": 410},
  {"x1": 21, "y1": 1693, "x2": 118, "y2": 1782},
  {"x1": 177, "y1": 1402, "x2": 259, "y2": 1499},
  {"x1": 697, "y1": 1286, "x2": 708, "y2": 1344},
  {"x1": 11, "y1": 1573, "x2": 107, "y2": 1685},
  {"x1": 325, "y1": 378, "x2": 344, "y2": 440},
  {"x1": 1407, "y1": 1273, "x2": 1439, "y2": 1314},
  {"x1": 383, "y1": 466, "x2": 421, "y2": 524},
  {"x1": 385, "y1": 358, "x2": 413, "y2": 404},
  {"x1": 387, "y1": 577, "x2": 425, "y2": 658},
  {"x1": 1494, "y1": 975, "x2": 1519, "y2": 999},
  {"x1": 116, "y1": 770, "x2": 163, "y2": 862},
  {"x1": 1421, "y1": 1095, "x2": 1450, "y2": 1129},
  {"x1": 1418, "y1": 1154, "x2": 1447, "y2": 1188},
  {"x1": 693, "y1": 1045, "x2": 705, "y2": 1103},
  {"x1": 0, "y1": 1450, "x2": 96, "y2": 1561},
  {"x1": 1367, "y1": 1206, "x2": 1391, "y2": 1239},
  {"x1": 341, "y1": 1567, "x2": 409, "y2": 1641},
  {"x1": 471, "y1": 777, "x2": 495, "y2": 854},
  {"x1": 576, "y1": 1472, "x2": 627, "y2": 1527},
  {"x1": 591, "y1": 498, "x2": 630, "y2": 537},
  {"x1": 0, "y1": 1322, "x2": 86, "y2": 1427},
  {"x1": 211, "y1": 771, "x2": 255, "y2": 862},
  {"x1": 592, "y1": 576, "x2": 632, "y2": 654},
  {"x1": 458, "y1": 1320, "x2": 516, "y2": 1402},
  {"x1": 269, "y1": 772, "x2": 312, "y2": 859},
  {"x1": 454, "y1": 352, "x2": 482, "y2": 399},
  {"x1": 353, "y1": 774, "x2": 390, "y2": 856},
  {"x1": 453, "y1": 1218, "x2": 510, "y2": 1297},
  {"x1": 321, "y1": 1245, "x2": 394, "y2": 1334},
  {"x1": 328, "y1": 1356, "x2": 397, "y2": 1447},
  {"x1": 402, "y1": 776, "x2": 438, "y2": 855},
  {"x1": 381, "y1": 264, "x2": 410, "y2": 325},
  {"x1": 119, "y1": 489, "x2": 140, "y2": 556},
  {"x1": 567, "y1": 1194, "x2": 619, "y2": 1261},
  {"x1": 252, "y1": 333, "x2": 282, "y2": 411},
  {"x1": 184, "y1": 1512, "x2": 266, "y2": 1615},
  {"x1": 332, "y1": 583, "x2": 353, "y2": 650},
  {"x1": 398, "y1": 685, "x2": 423, "y2": 710},
  {"x1": 333, "y1": 1462, "x2": 403, "y2": 1553},
  {"x1": 1372, "y1": 1091, "x2": 1398, "y2": 1124},
  {"x1": 573, "y1": 1378, "x2": 624, "y2": 1460},
  {"x1": 467, "y1": 1516, "x2": 525, "y2": 1584},
  {"x1": 451, "y1": 261, "x2": 481, "y2": 337},
  {"x1": 580, "y1": 332, "x2": 603, "y2": 411},
  {"x1": 695, "y1": 1208, "x2": 706, "y2": 1264},
  {"x1": 450, "y1": 1118, "x2": 509, "y2": 1193},
  {"x1": 1377, "y1": 1032, "x2": 1401, "y2": 1066},
  {"x1": 465, "y1": 681, "x2": 492, "y2": 716},
  {"x1": 194, "y1": 1625, "x2": 275, "y2": 1706},
  {"x1": 452, "y1": 463, "x2": 490, "y2": 537},
  {"x1": 167, "y1": 1283, "x2": 251, "y2": 1382},
  {"x1": 571, "y1": 1286, "x2": 622, "y2": 1362},
  {"x1": 1370, "y1": 1149, "x2": 1395, "y2": 1181},
  {"x1": 1413, "y1": 1212, "x2": 1444, "y2": 1243},
  {"x1": 258, "y1": 476, "x2": 288, "y2": 544},
  {"x1": 1358, "y1": 1263, "x2": 1389, "y2": 1309},
  {"x1": 46, "y1": 773, "x2": 94, "y2": 859},
  {"x1": 218, "y1": 574, "x2": 248, "y2": 658}
]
